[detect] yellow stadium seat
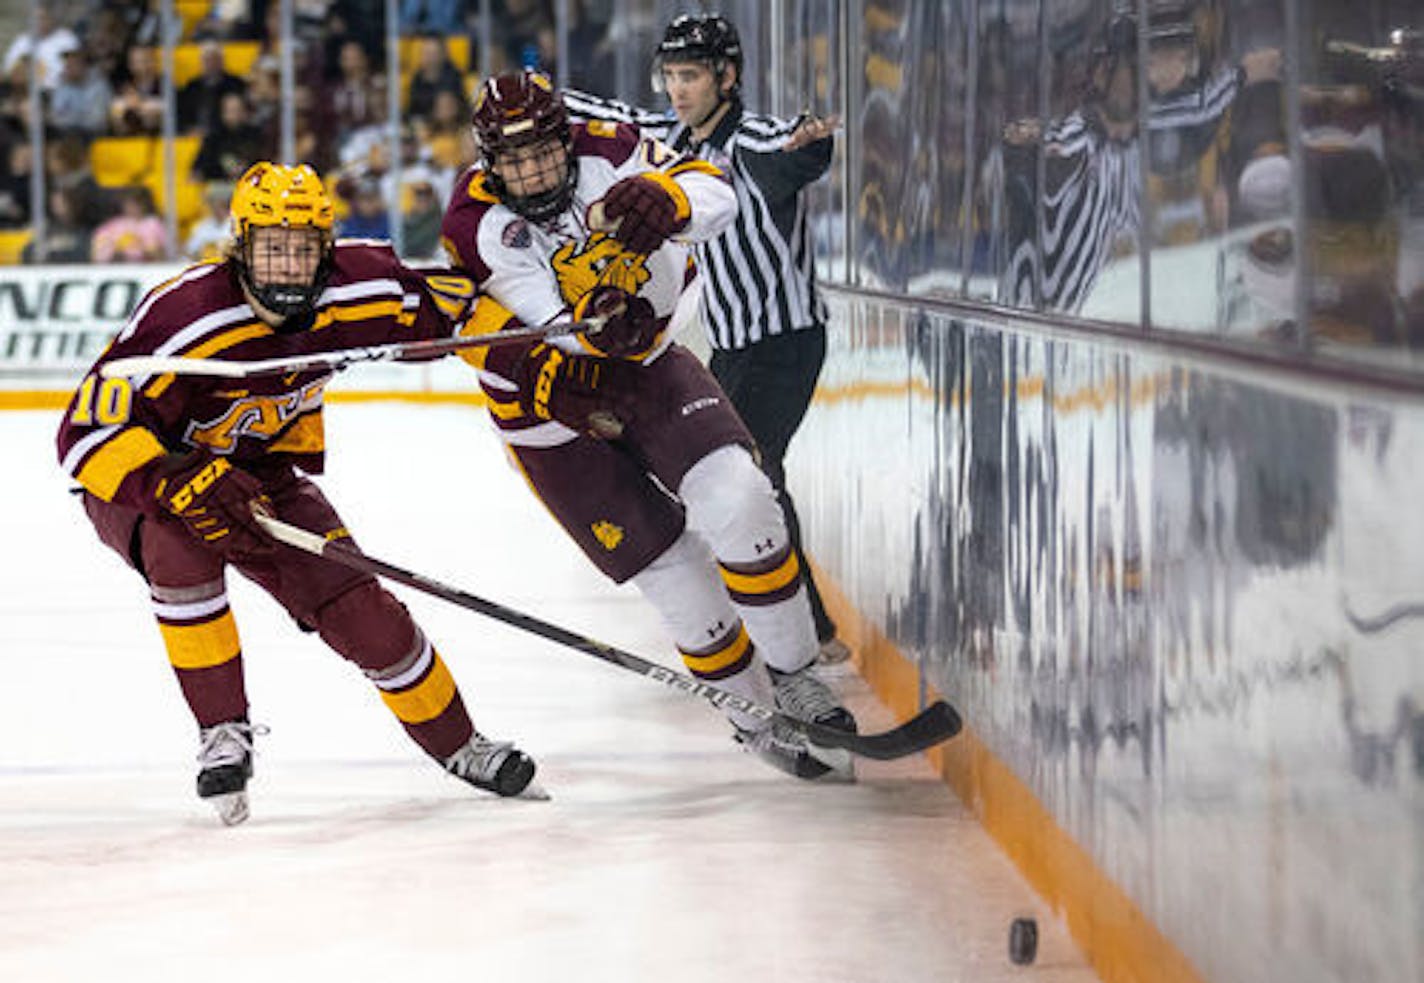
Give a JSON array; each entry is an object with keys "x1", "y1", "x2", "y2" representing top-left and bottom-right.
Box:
[
  {"x1": 143, "y1": 137, "x2": 211, "y2": 241},
  {"x1": 91, "y1": 137, "x2": 160, "y2": 187},
  {"x1": 175, "y1": 0, "x2": 209, "y2": 40},
  {"x1": 172, "y1": 134, "x2": 203, "y2": 177},
  {"x1": 0, "y1": 229, "x2": 33, "y2": 264}
]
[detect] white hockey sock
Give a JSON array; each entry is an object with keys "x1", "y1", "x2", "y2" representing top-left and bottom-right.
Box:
[
  {"x1": 679, "y1": 446, "x2": 819, "y2": 673},
  {"x1": 631, "y1": 529, "x2": 777, "y2": 731}
]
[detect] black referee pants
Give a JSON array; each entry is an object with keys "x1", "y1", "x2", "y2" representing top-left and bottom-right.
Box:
[{"x1": 708, "y1": 324, "x2": 837, "y2": 643}]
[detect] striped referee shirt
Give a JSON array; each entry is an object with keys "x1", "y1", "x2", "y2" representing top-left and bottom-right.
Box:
[
  {"x1": 564, "y1": 89, "x2": 831, "y2": 351},
  {"x1": 1001, "y1": 69, "x2": 1239, "y2": 314},
  {"x1": 1002, "y1": 110, "x2": 1142, "y2": 314}
]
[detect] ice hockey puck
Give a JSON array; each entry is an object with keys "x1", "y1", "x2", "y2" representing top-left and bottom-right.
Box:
[{"x1": 1009, "y1": 917, "x2": 1038, "y2": 965}]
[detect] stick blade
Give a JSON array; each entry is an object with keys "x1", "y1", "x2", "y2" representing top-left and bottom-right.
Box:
[
  {"x1": 100, "y1": 356, "x2": 249, "y2": 379},
  {"x1": 802, "y1": 700, "x2": 962, "y2": 761}
]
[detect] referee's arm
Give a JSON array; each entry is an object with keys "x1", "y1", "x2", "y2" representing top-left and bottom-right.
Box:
[
  {"x1": 740, "y1": 131, "x2": 834, "y2": 202},
  {"x1": 562, "y1": 87, "x2": 675, "y2": 139}
]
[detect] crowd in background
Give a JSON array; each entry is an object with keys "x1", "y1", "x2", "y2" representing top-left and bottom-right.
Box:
[{"x1": 0, "y1": 0, "x2": 632, "y2": 264}]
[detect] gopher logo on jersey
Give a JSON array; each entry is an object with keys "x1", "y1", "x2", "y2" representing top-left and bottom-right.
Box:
[
  {"x1": 591, "y1": 520, "x2": 624, "y2": 551},
  {"x1": 184, "y1": 380, "x2": 328, "y2": 453},
  {"x1": 551, "y1": 233, "x2": 651, "y2": 308}
]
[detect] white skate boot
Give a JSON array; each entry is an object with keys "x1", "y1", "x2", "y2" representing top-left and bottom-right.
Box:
[
  {"x1": 196, "y1": 720, "x2": 266, "y2": 826},
  {"x1": 443, "y1": 733, "x2": 544, "y2": 799}
]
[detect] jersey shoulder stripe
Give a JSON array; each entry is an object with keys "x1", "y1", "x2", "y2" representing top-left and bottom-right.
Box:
[
  {"x1": 572, "y1": 120, "x2": 640, "y2": 166},
  {"x1": 441, "y1": 167, "x2": 499, "y2": 280},
  {"x1": 739, "y1": 113, "x2": 798, "y2": 137},
  {"x1": 117, "y1": 262, "x2": 227, "y2": 344}
]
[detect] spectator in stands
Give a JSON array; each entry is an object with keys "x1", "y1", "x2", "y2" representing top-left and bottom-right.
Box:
[
  {"x1": 197, "y1": 0, "x2": 280, "y2": 41},
  {"x1": 247, "y1": 54, "x2": 281, "y2": 147},
  {"x1": 336, "y1": 176, "x2": 389, "y2": 240},
  {"x1": 2, "y1": 9, "x2": 80, "y2": 92},
  {"x1": 109, "y1": 44, "x2": 164, "y2": 136},
  {"x1": 115, "y1": 0, "x2": 172, "y2": 50},
  {"x1": 91, "y1": 185, "x2": 167, "y2": 262},
  {"x1": 47, "y1": 47, "x2": 112, "y2": 139},
  {"x1": 83, "y1": 8, "x2": 132, "y2": 89},
  {"x1": 293, "y1": 83, "x2": 338, "y2": 173},
  {"x1": 324, "y1": 0, "x2": 386, "y2": 72},
  {"x1": 0, "y1": 56, "x2": 36, "y2": 140},
  {"x1": 191, "y1": 92, "x2": 269, "y2": 182},
  {"x1": 419, "y1": 87, "x2": 475, "y2": 170},
  {"x1": 325, "y1": 38, "x2": 386, "y2": 151},
  {"x1": 44, "y1": 134, "x2": 110, "y2": 231},
  {"x1": 399, "y1": 176, "x2": 442, "y2": 261},
  {"x1": 177, "y1": 41, "x2": 248, "y2": 134},
  {"x1": 405, "y1": 35, "x2": 465, "y2": 124},
  {"x1": 184, "y1": 181, "x2": 234, "y2": 261},
  {"x1": 491, "y1": 0, "x2": 556, "y2": 76},
  {"x1": 0, "y1": 137, "x2": 33, "y2": 229},
  {"x1": 22, "y1": 186, "x2": 92, "y2": 264},
  {"x1": 400, "y1": 0, "x2": 462, "y2": 35}
]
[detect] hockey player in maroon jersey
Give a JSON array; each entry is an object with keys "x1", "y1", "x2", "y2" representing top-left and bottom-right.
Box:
[
  {"x1": 57, "y1": 162, "x2": 536, "y2": 824},
  {"x1": 441, "y1": 71, "x2": 857, "y2": 779}
]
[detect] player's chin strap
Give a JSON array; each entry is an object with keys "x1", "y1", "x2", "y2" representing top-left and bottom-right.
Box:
[
  {"x1": 99, "y1": 315, "x2": 608, "y2": 381},
  {"x1": 254, "y1": 513, "x2": 963, "y2": 762}
]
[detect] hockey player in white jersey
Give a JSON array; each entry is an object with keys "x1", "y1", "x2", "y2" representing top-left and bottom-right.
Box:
[{"x1": 441, "y1": 71, "x2": 857, "y2": 779}]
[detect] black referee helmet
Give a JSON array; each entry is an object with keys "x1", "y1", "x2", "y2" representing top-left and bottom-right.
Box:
[{"x1": 653, "y1": 14, "x2": 743, "y2": 94}]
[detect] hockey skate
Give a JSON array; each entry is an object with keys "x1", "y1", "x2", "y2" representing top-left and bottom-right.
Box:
[
  {"x1": 734, "y1": 718, "x2": 852, "y2": 781},
  {"x1": 769, "y1": 663, "x2": 858, "y2": 778},
  {"x1": 442, "y1": 733, "x2": 543, "y2": 799},
  {"x1": 196, "y1": 720, "x2": 266, "y2": 826}
]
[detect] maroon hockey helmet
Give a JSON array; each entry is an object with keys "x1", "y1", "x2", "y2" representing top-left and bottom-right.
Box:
[{"x1": 471, "y1": 70, "x2": 577, "y2": 224}]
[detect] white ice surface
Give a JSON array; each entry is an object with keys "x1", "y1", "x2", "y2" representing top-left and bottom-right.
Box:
[{"x1": 0, "y1": 403, "x2": 1096, "y2": 983}]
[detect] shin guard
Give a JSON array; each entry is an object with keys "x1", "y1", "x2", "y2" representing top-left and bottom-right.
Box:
[
  {"x1": 632, "y1": 529, "x2": 777, "y2": 730},
  {"x1": 312, "y1": 580, "x2": 474, "y2": 758},
  {"x1": 678, "y1": 446, "x2": 818, "y2": 672},
  {"x1": 151, "y1": 578, "x2": 248, "y2": 727}
]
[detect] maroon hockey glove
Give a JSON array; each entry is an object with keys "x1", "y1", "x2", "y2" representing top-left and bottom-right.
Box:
[
  {"x1": 575, "y1": 285, "x2": 661, "y2": 358},
  {"x1": 150, "y1": 451, "x2": 274, "y2": 556},
  {"x1": 588, "y1": 173, "x2": 690, "y2": 255},
  {"x1": 517, "y1": 344, "x2": 639, "y2": 438}
]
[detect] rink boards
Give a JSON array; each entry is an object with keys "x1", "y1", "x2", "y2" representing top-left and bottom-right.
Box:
[{"x1": 800, "y1": 287, "x2": 1423, "y2": 983}]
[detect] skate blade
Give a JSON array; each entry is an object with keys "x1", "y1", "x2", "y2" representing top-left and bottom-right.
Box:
[
  {"x1": 805, "y1": 742, "x2": 853, "y2": 774},
  {"x1": 209, "y1": 791, "x2": 249, "y2": 826},
  {"x1": 516, "y1": 781, "x2": 551, "y2": 801},
  {"x1": 812, "y1": 761, "x2": 857, "y2": 784}
]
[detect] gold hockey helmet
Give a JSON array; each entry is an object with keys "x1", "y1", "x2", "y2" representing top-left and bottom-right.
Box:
[{"x1": 230, "y1": 162, "x2": 335, "y2": 319}]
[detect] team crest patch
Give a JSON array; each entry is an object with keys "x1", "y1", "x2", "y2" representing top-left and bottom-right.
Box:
[
  {"x1": 591, "y1": 520, "x2": 624, "y2": 551},
  {"x1": 502, "y1": 219, "x2": 532, "y2": 248}
]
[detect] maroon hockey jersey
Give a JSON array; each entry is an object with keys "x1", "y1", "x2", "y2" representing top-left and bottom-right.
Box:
[{"x1": 57, "y1": 241, "x2": 474, "y2": 508}]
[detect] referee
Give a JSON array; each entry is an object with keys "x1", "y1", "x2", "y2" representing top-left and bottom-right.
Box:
[{"x1": 564, "y1": 14, "x2": 849, "y2": 663}]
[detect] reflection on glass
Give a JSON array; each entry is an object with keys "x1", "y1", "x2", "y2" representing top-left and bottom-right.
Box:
[
  {"x1": 854, "y1": 0, "x2": 912, "y2": 290},
  {"x1": 1295, "y1": 8, "x2": 1423, "y2": 359},
  {"x1": 968, "y1": 3, "x2": 1040, "y2": 301},
  {"x1": 997, "y1": 4, "x2": 1143, "y2": 318}
]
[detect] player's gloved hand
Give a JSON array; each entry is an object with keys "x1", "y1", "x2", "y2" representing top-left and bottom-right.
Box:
[
  {"x1": 150, "y1": 450, "x2": 274, "y2": 556},
  {"x1": 517, "y1": 343, "x2": 638, "y2": 438},
  {"x1": 575, "y1": 285, "x2": 661, "y2": 358},
  {"x1": 588, "y1": 173, "x2": 690, "y2": 254}
]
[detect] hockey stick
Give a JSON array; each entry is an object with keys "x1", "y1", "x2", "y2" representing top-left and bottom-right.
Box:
[
  {"x1": 254, "y1": 514, "x2": 961, "y2": 761},
  {"x1": 99, "y1": 315, "x2": 606, "y2": 380}
]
